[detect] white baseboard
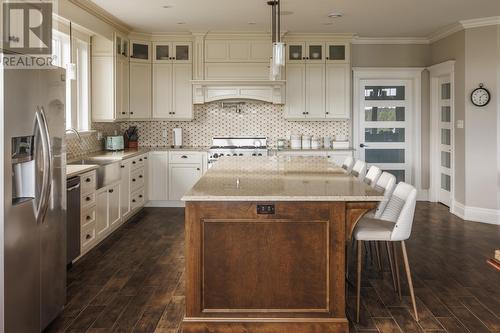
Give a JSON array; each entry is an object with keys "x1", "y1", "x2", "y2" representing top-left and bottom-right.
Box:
[
  {"x1": 145, "y1": 200, "x2": 185, "y2": 208},
  {"x1": 451, "y1": 200, "x2": 499, "y2": 225}
]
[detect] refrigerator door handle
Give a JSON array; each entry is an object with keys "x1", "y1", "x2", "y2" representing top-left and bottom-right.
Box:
[{"x1": 33, "y1": 107, "x2": 52, "y2": 224}]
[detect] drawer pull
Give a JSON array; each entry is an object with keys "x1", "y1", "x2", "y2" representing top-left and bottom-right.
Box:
[
  {"x1": 109, "y1": 189, "x2": 114, "y2": 193},
  {"x1": 132, "y1": 179, "x2": 136, "y2": 182},
  {"x1": 86, "y1": 215, "x2": 91, "y2": 221},
  {"x1": 121, "y1": 165, "x2": 125, "y2": 168},
  {"x1": 139, "y1": 158, "x2": 143, "y2": 162},
  {"x1": 197, "y1": 168, "x2": 200, "y2": 171},
  {"x1": 144, "y1": 157, "x2": 148, "y2": 160},
  {"x1": 85, "y1": 178, "x2": 91, "y2": 183},
  {"x1": 139, "y1": 195, "x2": 143, "y2": 198},
  {"x1": 133, "y1": 161, "x2": 136, "y2": 164},
  {"x1": 86, "y1": 234, "x2": 91, "y2": 240},
  {"x1": 181, "y1": 155, "x2": 188, "y2": 159},
  {"x1": 85, "y1": 197, "x2": 91, "y2": 201},
  {"x1": 139, "y1": 175, "x2": 143, "y2": 178},
  {"x1": 132, "y1": 199, "x2": 136, "y2": 203}
]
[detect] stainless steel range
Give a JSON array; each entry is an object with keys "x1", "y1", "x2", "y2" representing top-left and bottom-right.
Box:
[{"x1": 208, "y1": 137, "x2": 268, "y2": 167}]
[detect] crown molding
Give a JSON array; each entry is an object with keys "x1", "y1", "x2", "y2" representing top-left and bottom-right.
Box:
[
  {"x1": 68, "y1": 0, "x2": 131, "y2": 33},
  {"x1": 352, "y1": 36, "x2": 429, "y2": 45},
  {"x1": 428, "y1": 23, "x2": 463, "y2": 43},
  {"x1": 460, "y1": 16, "x2": 500, "y2": 29}
]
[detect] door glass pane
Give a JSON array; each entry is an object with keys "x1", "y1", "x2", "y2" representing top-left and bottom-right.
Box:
[
  {"x1": 156, "y1": 45, "x2": 169, "y2": 60},
  {"x1": 383, "y1": 170, "x2": 405, "y2": 183},
  {"x1": 328, "y1": 45, "x2": 345, "y2": 60},
  {"x1": 132, "y1": 43, "x2": 148, "y2": 60},
  {"x1": 365, "y1": 128, "x2": 405, "y2": 142},
  {"x1": 441, "y1": 83, "x2": 451, "y2": 100},
  {"x1": 441, "y1": 106, "x2": 451, "y2": 122},
  {"x1": 289, "y1": 45, "x2": 303, "y2": 60},
  {"x1": 366, "y1": 149, "x2": 405, "y2": 163},
  {"x1": 441, "y1": 174, "x2": 451, "y2": 191},
  {"x1": 365, "y1": 106, "x2": 405, "y2": 121},
  {"x1": 441, "y1": 151, "x2": 451, "y2": 168},
  {"x1": 441, "y1": 129, "x2": 451, "y2": 145},
  {"x1": 365, "y1": 86, "x2": 405, "y2": 100},
  {"x1": 308, "y1": 45, "x2": 322, "y2": 60},
  {"x1": 175, "y1": 45, "x2": 189, "y2": 60}
]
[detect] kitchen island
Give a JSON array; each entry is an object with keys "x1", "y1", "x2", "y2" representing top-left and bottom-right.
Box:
[{"x1": 182, "y1": 156, "x2": 383, "y2": 333}]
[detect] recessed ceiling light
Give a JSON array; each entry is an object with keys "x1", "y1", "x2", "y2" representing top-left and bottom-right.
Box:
[
  {"x1": 280, "y1": 11, "x2": 294, "y2": 15},
  {"x1": 177, "y1": 22, "x2": 186, "y2": 25},
  {"x1": 328, "y1": 11, "x2": 343, "y2": 18},
  {"x1": 162, "y1": 5, "x2": 172, "y2": 8}
]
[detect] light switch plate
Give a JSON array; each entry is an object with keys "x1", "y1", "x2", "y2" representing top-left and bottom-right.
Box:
[{"x1": 456, "y1": 120, "x2": 464, "y2": 129}]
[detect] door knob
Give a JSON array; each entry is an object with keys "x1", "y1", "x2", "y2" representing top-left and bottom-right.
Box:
[{"x1": 359, "y1": 143, "x2": 368, "y2": 148}]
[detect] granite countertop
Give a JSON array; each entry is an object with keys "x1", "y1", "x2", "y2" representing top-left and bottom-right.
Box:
[{"x1": 182, "y1": 156, "x2": 384, "y2": 202}]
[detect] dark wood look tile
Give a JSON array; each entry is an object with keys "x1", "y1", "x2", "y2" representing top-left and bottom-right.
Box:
[{"x1": 45, "y1": 203, "x2": 500, "y2": 333}]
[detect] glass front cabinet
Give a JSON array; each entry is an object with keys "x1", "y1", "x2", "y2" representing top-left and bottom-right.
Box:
[
  {"x1": 114, "y1": 34, "x2": 129, "y2": 58},
  {"x1": 130, "y1": 40, "x2": 151, "y2": 62},
  {"x1": 287, "y1": 41, "x2": 349, "y2": 63},
  {"x1": 153, "y1": 42, "x2": 192, "y2": 63}
]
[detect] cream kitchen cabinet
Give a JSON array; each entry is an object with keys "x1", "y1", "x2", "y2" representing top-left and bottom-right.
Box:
[
  {"x1": 148, "y1": 151, "x2": 169, "y2": 202},
  {"x1": 153, "y1": 42, "x2": 192, "y2": 63},
  {"x1": 115, "y1": 54, "x2": 130, "y2": 119},
  {"x1": 153, "y1": 63, "x2": 193, "y2": 120},
  {"x1": 169, "y1": 164, "x2": 202, "y2": 201},
  {"x1": 130, "y1": 40, "x2": 151, "y2": 62},
  {"x1": 130, "y1": 62, "x2": 152, "y2": 119},
  {"x1": 120, "y1": 159, "x2": 132, "y2": 218},
  {"x1": 95, "y1": 182, "x2": 121, "y2": 239},
  {"x1": 205, "y1": 40, "x2": 271, "y2": 63},
  {"x1": 284, "y1": 61, "x2": 350, "y2": 121},
  {"x1": 325, "y1": 64, "x2": 350, "y2": 119}
]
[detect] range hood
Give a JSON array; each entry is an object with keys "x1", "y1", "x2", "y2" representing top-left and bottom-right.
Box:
[{"x1": 191, "y1": 80, "x2": 286, "y2": 105}]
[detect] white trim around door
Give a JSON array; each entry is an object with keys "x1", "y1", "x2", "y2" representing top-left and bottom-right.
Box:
[
  {"x1": 353, "y1": 67, "x2": 424, "y2": 197},
  {"x1": 428, "y1": 61, "x2": 455, "y2": 211}
]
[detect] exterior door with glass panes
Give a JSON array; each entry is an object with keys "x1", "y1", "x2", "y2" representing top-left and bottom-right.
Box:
[
  {"x1": 438, "y1": 77, "x2": 452, "y2": 206},
  {"x1": 359, "y1": 80, "x2": 412, "y2": 184}
]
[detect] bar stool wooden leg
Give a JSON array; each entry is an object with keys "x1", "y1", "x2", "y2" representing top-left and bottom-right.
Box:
[
  {"x1": 386, "y1": 242, "x2": 397, "y2": 292},
  {"x1": 356, "y1": 240, "x2": 363, "y2": 323},
  {"x1": 375, "y1": 241, "x2": 382, "y2": 271},
  {"x1": 392, "y1": 242, "x2": 402, "y2": 300},
  {"x1": 401, "y1": 241, "x2": 419, "y2": 321}
]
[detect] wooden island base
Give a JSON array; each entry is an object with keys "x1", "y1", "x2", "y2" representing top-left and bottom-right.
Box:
[{"x1": 183, "y1": 201, "x2": 376, "y2": 333}]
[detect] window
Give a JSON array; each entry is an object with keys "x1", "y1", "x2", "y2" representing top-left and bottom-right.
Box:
[{"x1": 52, "y1": 30, "x2": 90, "y2": 131}]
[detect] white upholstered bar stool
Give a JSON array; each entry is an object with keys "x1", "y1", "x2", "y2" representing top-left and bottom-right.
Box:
[
  {"x1": 364, "y1": 166, "x2": 382, "y2": 188},
  {"x1": 354, "y1": 182, "x2": 419, "y2": 322},
  {"x1": 351, "y1": 160, "x2": 367, "y2": 181},
  {"x1": 341, "y1": 156, "x2": 355, "y2": 173}
]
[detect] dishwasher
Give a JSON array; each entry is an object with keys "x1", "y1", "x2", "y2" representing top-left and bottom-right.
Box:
[{"x1": 66, "y1": 176, "x2": 81, "y2": 265}]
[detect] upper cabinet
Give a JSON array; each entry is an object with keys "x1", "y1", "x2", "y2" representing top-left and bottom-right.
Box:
[
  {"x1": 130, "y1": 40, "x2": 151, "y2": 62},
  {"x1": 153, "y1": 42, "x2": 192, "y2": 63},
  {"x1": 284, "y1": 39, "x2": 351, "y2": 121},
  {"x1": 115, "y1": 34, "x2": 129, "y2": 58}
]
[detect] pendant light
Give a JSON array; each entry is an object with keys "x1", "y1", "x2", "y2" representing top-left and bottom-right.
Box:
[{"x1": 268, "y1": 0, "x2": 284, "y2": 80}]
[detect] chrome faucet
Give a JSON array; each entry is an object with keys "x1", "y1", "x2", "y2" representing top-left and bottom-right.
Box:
[{"x1": 65, "y1": 128, "x2": 83, "y2": 143}]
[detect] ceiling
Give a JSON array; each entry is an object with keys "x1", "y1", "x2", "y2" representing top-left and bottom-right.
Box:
[{"x1": 90, "y1": 0, "x2": 500, "y2": 37}]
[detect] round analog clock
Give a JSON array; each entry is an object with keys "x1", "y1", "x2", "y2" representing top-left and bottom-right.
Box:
[{"x1": 471, "y1": 84, "x2": 491, "y2": 107}]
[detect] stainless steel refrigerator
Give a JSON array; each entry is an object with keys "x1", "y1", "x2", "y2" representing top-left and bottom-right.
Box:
[{"x1": 3, "y1": 67, "x2": 66, "y2": 332}]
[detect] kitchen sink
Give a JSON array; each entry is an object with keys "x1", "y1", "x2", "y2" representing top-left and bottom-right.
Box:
[{"x1": 69, "y1": 159, "x2": 121, "y2": 189}]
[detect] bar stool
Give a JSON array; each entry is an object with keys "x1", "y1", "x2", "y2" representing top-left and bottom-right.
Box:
[
  {"x1": 364, "y1": 166, "x2": 382, "y2": 188},
  {"x1": 351, "y1": 160, "x2": 367, "y2": 181},
  {"x1": 353, "y1": 182, "x2": 419, "y2": 322},
  {"x1": 341, "y1": 156, "x2": 355, "y2": 173}
]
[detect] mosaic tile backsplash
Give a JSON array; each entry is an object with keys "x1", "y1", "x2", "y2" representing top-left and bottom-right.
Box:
[
  {"x1": 66, "y1": 102, "x2": 350, "y2": 159},
  {"x1": 118, "y1": 102, "x2": 350, "y2": 148}
]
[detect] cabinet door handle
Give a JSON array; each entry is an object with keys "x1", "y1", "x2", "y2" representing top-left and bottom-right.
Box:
[
  {"x1": 302, "y1": 57, "x2": 306, "y2": 60},
  {"x1": 325, "y1": 112, "x2": 329, "y2": 115},
  {"x1": 86, "y1": 234, "x2": 91, "y2": 240},
  {"x1": 109, "y1": 189, "x2": 114, "y2": 193},
  {"x1": 121, "y1": 165, "x2": 125, "y2": 168},
  {"x1": 197, "y1": 168, "x2": 200, "y2": 171},
  {"x1": 132, "y1": 161, "x2": 136, "y2": 164},
  {"x1": 132, "y1": 179, "x2": 136, "y2": 182},
  {"x1": 86, "y1": 215, "x2": 91, "y2": 220},
  {"x1": 139, "y1": 175, "x2": 143, "y2": 178},
  {"x1": 85, "y1": 178, "x2": 91, "y2": 183},
  {"x1": 144, "y1": 157, "x2": 148, "y2": 160},
  {"x1": 181, "y1": 155, "x2": 188, "y2": 159},
  {"x1": 132, "y1": 199, "x2": 136, "y2": 203},
  {"x1": 326, "y1": 57, "x2": 329, "y2": 60},
  {"x1": 139, "y1": 195, "x2": 143, "y2": 198},
  {"x1": 85, "y1": 197, "x2": 91, "y2": 201},
  {"x1": 122, "y1": 112, "x2": 126, "y2": 115},
  {"x1": 139, "y1": 158, "x2": 143, "y2": 161},
  {"x1": 130, "y1": 112, "x2": 134, "y2": 114}
]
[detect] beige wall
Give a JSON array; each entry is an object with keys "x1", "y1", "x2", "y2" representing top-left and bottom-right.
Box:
[
  {"x1": 351, "y1": 44, "x2": 431, "y2": 191},
  {"x1": 351, "y1": 44, "x2": 430, "y2": 67},
  {"x1": 430, "y1": 31, "x2": 466, "y2": 205}
]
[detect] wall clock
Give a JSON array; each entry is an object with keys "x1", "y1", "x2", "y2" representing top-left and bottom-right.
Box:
[{"x1": 471, "y1": 83, "x2": 491, "y2": 107}]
